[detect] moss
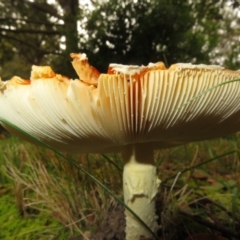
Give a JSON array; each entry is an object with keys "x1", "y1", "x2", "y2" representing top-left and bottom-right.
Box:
[{"x1": 0, "y1": 194, "x2": 70, "y2": 240}]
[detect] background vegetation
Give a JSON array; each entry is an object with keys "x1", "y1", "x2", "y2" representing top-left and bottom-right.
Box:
[
  {"x1": 0, "y1": 0, "x2": 239, "y2": 78},
  {"x1": 0, "y1": 0, "x2": 240, "y2": 239}
]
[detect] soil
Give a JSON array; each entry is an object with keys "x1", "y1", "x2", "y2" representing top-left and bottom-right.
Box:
[
  {"x1": 69, "y1": 195, "x2": 164, "y2": 240},
  {"x1": 89, "y1": 202, "x2": 126, "y2": 240}
]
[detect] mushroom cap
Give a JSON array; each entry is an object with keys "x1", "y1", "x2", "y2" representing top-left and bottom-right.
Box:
[{"x1": 0, "y1": 55, "x2": 240, "y2": 153}]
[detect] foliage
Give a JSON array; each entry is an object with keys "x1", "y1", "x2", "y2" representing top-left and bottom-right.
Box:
[
  {"x1": 84, "y1": 0, "x2": 218, "y2": 71},
  {"x1": 0, "y1": 0, "x2": 80, "y2": 78},
  {"x1": 0, "y1": 134, "x2": 240, "y2": 239},
  {"x1": 0, "y1": 0, "x2": 239, "y2": 79},
  {"x1": 212, "y1": 3, "x2": 240, "y2": 69},
  {"x1": 0, "y1": 1, "x2": 60, "y2": 63}
]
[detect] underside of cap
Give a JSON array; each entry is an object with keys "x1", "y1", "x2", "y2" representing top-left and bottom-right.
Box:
[{"x1": 0, "y1": 55, "x2": 240, "y2": 153}]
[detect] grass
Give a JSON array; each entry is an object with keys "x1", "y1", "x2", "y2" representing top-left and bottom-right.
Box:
[
  {"x1": 0, "y1": 133, "x2": 240, "y2": 239},
  {"x1": 0, "y1": 194, "x2": 70, "y2": 240}
]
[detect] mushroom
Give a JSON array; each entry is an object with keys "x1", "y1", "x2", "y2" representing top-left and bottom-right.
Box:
[{"x1": 0, "y1": 53, "x2": 240, "y2": 240}]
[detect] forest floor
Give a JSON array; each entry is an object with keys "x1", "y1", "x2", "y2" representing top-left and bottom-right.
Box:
[{"x1": 0, "y1": 131, "x2": 240, "y2": 240}]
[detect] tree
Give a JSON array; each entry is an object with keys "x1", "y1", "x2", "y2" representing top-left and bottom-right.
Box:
[
  {"x1": 208, "y1": 1, "x2": 240, "y2": 69},
  {"x1": 84, "y1": 0, "x2": 239, "y2": 72},
  {"x1": 0, "y1": 0, "x2": 239, "y2": 79},
  {"x1": 0, "y1": 0, "x2": 80, "y2": 78}
]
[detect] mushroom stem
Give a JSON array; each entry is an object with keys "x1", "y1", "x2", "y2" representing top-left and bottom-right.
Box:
[{"x1": 122, "y1": 145, "x2": 161, "y2": 240}]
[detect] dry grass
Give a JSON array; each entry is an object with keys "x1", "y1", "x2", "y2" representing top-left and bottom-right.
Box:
[
  {"x1": 1, "y1": 140, "x2": 122, "y2": 238},
  {"x1": 0, "y1": 134, "x2": 240, "y2": 239}
]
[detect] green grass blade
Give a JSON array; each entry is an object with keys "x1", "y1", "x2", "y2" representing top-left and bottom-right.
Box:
[
  {"x1": 101, "y1": 154, "x2": 123, "y2": 172},
  {"x1": 177, "y1": 77, "x2": 240, "y2": 110},
  {"x1": 231, "y1": 187, "x2": 238, "y2": 231}
]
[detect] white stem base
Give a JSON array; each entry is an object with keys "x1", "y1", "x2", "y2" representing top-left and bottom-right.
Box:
[{"x1": 122, "y1": 146, "x2": 161, "y2": 240}]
